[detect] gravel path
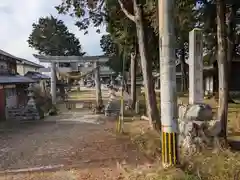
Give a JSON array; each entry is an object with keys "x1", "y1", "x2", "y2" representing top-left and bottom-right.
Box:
[{"x1": 0, "y1": 111, "x2": 148, "y2": 180}]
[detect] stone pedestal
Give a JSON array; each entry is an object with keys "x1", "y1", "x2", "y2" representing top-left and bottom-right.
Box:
[
  {"x1": 178, "y1": 104, "x2": 222, "y2": 154},
  {"x1": 25, "y1": 84, "x2": 41, "y2": 120},
  {"x1": 7, "y1": 84, "x2": 41, "y2": 121},
  {"x1": 189, "y1": 28, "x2": 203, "y2": 104},
  {"x1": 24, "y1": 97, "x2": 40, "y2": 120},
  {"x1": 105, "y1": 89, "x2": 120, "y2": 116}
]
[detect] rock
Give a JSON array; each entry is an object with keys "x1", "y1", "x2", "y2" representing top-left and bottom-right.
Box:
[
  {"x1": 48, "y1": 105, "x2": 58, "y2": 116},
  {"x1": 178, "y1": 103, "x2": 216, "y2": 154},
  {"x1": 205, "y1": 120, "x2": 221, "y2": 137},
  {"x1": 185, "y1": 104, "x2": 213, "y2": 121}
]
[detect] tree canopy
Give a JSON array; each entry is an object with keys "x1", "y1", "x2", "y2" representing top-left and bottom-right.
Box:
[
  {"x1": 100, "y1": 34, "x2": 131, "y2": 73},
  {"x1": 56, "y1": 0, "x2": 159, "y2": 67},
  {"x1": 100, "y1": 34, "x2": 117, "y2": 56},
  {"x1": 53, "y1": 0, "x2": 240, "y2": 136},
  {"x1": 27, "y1": 15, "x2": 85, "y2": 56}
]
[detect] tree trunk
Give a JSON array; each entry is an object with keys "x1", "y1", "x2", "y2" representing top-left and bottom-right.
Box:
[
  {"x1": 180, "y1": 47, "x2": 187, "y2": 92},
  {"x1": 226, "y1": 4, "x2": 236, "y2": 103},
  {"x1": 123, "y1": 71, "x2": 129, "y2": 93},
  {"x1": 130, "y1": 50, "x2": 137, "y2": 109},
  {"x1": 94, "y1": 62, "x2": 103, "y2": 112},
  {"x1": 216, "y1": 0, "x2": 228, "y2": 139},
  {"x1": 134, "y1": 2, "x2": 160, "y2": 130}
]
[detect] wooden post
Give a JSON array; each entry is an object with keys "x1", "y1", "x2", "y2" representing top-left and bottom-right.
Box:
[
  {"x1": 50, "y1": 62, "x2": 57, "y2": 104},
  {"x1": 130, "y1": 51, "x2": 137, "y2": 109},
  {"x1": 94, "y1": 62, "x2": 103, "y2": 112},
  {"x1": 135, "y1": 100, "x2": 139, "y2": 114}
]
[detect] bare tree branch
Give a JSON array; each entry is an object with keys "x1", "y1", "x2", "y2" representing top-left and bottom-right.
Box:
[{"x1": 118, "y1": 0, "x2": 136, "y2": 22}]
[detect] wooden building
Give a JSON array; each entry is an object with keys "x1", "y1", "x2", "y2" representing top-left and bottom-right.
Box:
[
  {"x1": 0, "y1": 49, "x2": 35, "y2": 121},
  {"x1": 153, "y1": 60, "x2": 189, "y2": 92},
  {"x1": 204, "y1": 54, "x2": 240, "y2": 95},
  {"x1": 17, "y1": 58, "x2": 44, "y2": 76}
]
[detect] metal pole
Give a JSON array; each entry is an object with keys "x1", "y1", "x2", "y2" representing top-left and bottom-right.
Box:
[{"x1": 159, "y1": 0, "x2": 178, "y2": 166}]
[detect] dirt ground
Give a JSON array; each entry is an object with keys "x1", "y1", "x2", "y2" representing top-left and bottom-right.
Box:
[{"x1": 0, "y1": 111, "x2": 149, "y2": 180}]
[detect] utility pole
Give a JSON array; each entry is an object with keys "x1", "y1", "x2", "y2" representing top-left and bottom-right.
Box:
[{"x1": 159, "y1": 0, "x2": 178, "y2": 166}]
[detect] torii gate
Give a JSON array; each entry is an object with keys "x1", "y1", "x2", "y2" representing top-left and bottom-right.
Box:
[{"x1": 33, "y1": 55, "x2": 109, "y2": 110}]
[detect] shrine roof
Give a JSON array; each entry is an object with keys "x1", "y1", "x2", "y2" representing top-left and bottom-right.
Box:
[
  {"x1": 0, "y1": 75, "x2": 35, "y2": 84},
  {"x1": 24, "y1": 71, "x2": 50, "y2": 80},
  {"x1": 33, "y1": 54, "x2": 109, "y2": 63}
]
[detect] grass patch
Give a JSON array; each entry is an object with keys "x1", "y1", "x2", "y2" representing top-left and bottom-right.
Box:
[
  {"x1": 123, "y1": 121, "x2": 161, "y2": 159},
  {"x1": 68, "y1": 90, "x2": 95, "y2": 100},
  {"x1": 121, "y1": 120, "x2": 240, "y2": 180},
  {"x1": 121, "y1": 93, "x2": 240, "y2": 179},
  {"x1": 68, "y1": 89, "x2": 110, "y2": 101},
  {"x1": 138, "y1": 93, "x2": 240, "y2": 136},
  {"x1": 120, "y1": 163, "x2": 200, "y2": 180}
]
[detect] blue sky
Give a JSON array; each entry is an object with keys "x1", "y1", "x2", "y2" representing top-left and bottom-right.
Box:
[{"x1": 0, "y1": 0, "x2": 106, "y2": 64}]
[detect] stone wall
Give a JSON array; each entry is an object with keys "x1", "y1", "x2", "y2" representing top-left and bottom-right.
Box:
[{"x1": 6, "y1": 97, "x2": 40, "y2": 121}]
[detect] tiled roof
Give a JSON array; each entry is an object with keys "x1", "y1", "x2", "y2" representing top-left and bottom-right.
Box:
[
  {"x1": 0, "y1": 49, "x2": 21, "y2": 61},
  {"x1": 18, "y1": 58, "x2": 44, "y2": 68},
  {"x1": 0, "y1": 50, "x2": 43, "y2": 68},
  {"x1": 24, "y1": 71, "x2": 50, "y2": 80},
  {"x1": 34, "y1": 54, "x2": 108, "y2": 61},
  {"x1": 39, "y1": 67, "x2": 51, "y2": 72},
  {"x1": 0, "y1": 75, "x2": 35, "y2": 84},
  {"x1": 33, "y1": 54, "x2": 108, "y2": 63}
]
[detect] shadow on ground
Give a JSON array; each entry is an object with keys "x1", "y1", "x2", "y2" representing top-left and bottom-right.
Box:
[
  {"x1": 228, "y1": 132, "x2": 240, "y2": 150},
  {"x1": 0, "y1": 112, "x2": 150, "y2": 178}
]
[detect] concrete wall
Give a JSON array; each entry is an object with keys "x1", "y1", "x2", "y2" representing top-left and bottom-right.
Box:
[
  {"x1": 5, "y1": 86, "x2": 17, "y2": 108},
  {"x1": 17, "y1": 64, "x2": 39, "y2": 75},
  {"x1": 4, "y1": 85, "x2": 18, "y2": 120}
]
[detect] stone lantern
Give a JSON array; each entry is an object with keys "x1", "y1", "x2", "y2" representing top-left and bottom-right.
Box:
[{"x1": 24, "y1": 83, "x2": 40, "y2": 120}]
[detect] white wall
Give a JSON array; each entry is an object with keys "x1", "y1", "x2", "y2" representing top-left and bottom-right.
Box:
[{"x1": 17, "y1": 64, "x2": 39, "y2": 75}]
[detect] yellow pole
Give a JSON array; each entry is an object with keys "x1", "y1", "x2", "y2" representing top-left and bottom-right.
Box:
[
  {"x1": 117, "y1": 55, "x2": 125, "y2": 133},
  {"x1": 117, "y1": 90, "x2": 124, "y2": 133}
]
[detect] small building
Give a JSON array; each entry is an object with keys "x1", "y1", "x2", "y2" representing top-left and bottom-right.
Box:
[
  {"x1": 24, "y1": 71, "x2": 50, "y2": 82},
  {"x1": 24, "y1": 71, "x2": 50, "y2": 95},
  {"x1": 17, "y1": 58, "x2": 44, "y2": 76},
  {"x1": 203, "y1": 54, "x2": 240, "y2": 95},
  {"x1": 0, "y1": 49, "x2": 35, "y2": 121},
  {"x1": 39, "y1": 67, "x2": 51, "y2": 78},
  {"x1": 153, "y1": 60, "x2": 189, "y2": 92}
]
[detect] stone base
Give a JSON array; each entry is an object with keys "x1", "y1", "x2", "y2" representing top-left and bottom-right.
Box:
[
  {"x1": 6, "y1": 98, "x2": 41, "y2": 121},
  {"x1": 104, "y1": 91, "x2": 121, "y2": 117},
  {"x1": 178, "y1": 103, "x2": 221, "y2": 155}
]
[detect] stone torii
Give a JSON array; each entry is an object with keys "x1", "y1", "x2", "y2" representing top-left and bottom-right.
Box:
[{"x1": 33, "y1": 55, "x2": 106, "y2": 111}]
